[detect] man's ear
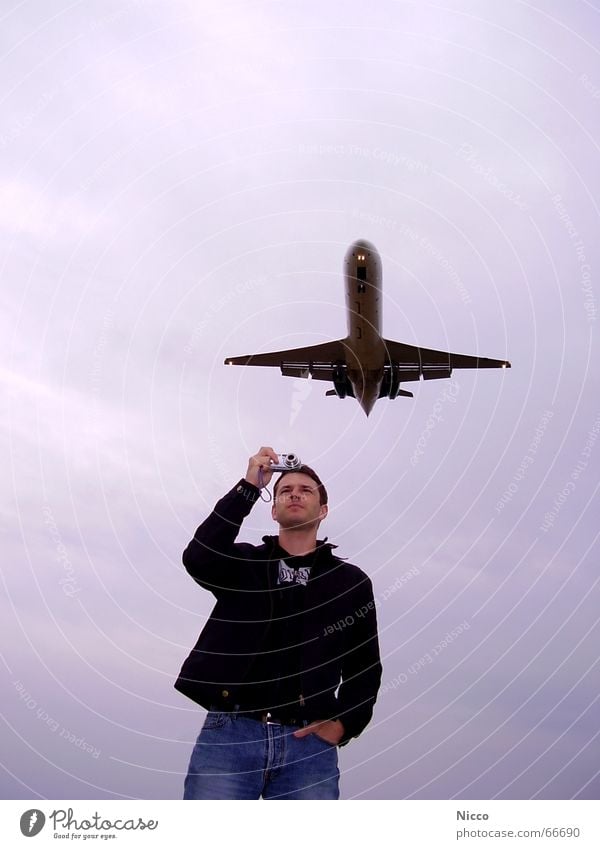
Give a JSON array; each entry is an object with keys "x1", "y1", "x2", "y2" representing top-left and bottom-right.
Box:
[
  {"x1": 271, "y1": 503, "x2": 277, "y2": 522},
  {"x1": 319, "y1": 504, "x2": 328, "y2": 522}
]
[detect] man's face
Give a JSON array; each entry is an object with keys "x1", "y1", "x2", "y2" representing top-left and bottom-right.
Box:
[{"x1": 271, "y1": 473, "x2": 328, "y2": 530}]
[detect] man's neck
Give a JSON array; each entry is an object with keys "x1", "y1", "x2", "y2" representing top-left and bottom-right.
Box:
[{"x1": 277, "y1": 528, "x2": 319, "y2": 557}]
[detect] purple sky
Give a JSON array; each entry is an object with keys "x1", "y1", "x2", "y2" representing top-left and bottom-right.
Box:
[{"x1": 2, "y1": 0, "x2": 599, "y2": 799}]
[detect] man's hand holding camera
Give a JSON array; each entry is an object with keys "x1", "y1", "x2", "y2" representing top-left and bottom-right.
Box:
[{"x1": 244, "y1": 446, "x2": 279, "y2": 489}]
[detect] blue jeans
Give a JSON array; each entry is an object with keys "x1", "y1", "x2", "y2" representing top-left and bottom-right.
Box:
[{"x1": 183, "y1": 711, "x2": 340, "y2": 799}]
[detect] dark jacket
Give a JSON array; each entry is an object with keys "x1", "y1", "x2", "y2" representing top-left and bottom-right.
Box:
[{"x1": 174, "y1": 480, "x2": 382, "y2": 744}]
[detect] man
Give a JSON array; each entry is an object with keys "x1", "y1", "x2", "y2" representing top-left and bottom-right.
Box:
[{"x1": 176, "y1": 446, "x2": 382, "y2": 799}]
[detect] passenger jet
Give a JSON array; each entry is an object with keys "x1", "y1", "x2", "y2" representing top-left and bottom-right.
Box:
[{"x1": 225, "y1": 240, "x2": 510, "y2": 416}]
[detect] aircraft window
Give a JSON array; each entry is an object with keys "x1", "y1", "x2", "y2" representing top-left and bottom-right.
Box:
[
  {"x1": 357, "y1": 327, "x2": 362, "y2": 339},
  {"x1": 355, "y1": 302, "x2": 361, "y2": 314},
  {"x1": 358, "y1": 283, "x2": 366, "y2": 294},
  {"x1": 357, "y1": 266, "x2": 367, "y2": 280}
]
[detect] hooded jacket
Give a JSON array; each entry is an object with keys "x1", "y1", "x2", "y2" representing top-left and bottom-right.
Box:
[{"x1": 174, "y1": 480, "x2": 382, "y2": 744}]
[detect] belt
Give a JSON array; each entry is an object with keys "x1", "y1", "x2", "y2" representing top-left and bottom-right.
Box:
[
  {"x1": 244, "y1": 710, "x2": 306, "y2": 727},
  {"x1": 210, "y1": 706, "x2": 306, "y2": 727}
]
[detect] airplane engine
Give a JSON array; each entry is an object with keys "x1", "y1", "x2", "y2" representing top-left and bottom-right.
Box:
[{"x1": 380, "y1": 365, "x2": 414, "y2": 400}]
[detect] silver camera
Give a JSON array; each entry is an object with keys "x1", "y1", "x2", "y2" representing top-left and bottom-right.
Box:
[{"x1": 270, "y1": 452, "x2": 302, "y2": 472}]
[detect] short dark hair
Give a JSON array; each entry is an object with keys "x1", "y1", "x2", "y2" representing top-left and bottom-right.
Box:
[{"x1": 273, "y1": 465, "x2": 328, "y2": 505}]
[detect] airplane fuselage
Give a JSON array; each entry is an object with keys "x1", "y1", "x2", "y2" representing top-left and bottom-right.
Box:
[{"x1": 343, "y1": 240, "x2": 386, "y2": 414}]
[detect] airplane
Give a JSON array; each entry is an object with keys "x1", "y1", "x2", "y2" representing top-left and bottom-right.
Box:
[{"x1": 224, "y1": 240, "x2": 511, "y2": 416}]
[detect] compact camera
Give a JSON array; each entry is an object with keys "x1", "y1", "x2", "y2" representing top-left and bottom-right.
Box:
[{"x1": 269, "y1": 452, "x2": 302, "y2": 472}]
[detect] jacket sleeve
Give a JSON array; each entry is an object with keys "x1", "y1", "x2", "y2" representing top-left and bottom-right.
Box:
[
  {"x1": 182, "y1": 480, "x2": 260, "y2": 594},
  {"x1": 335, "y1": 576, "x2": 382, "y2": 744}
]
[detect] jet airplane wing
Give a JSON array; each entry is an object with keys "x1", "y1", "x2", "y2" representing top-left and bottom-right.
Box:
[
  {"x1": 225, "y1": 339, "x2": 349, "y2": 380},
  {"x1": 382, "y1": 339, "x2": 511, "y2": 381}
]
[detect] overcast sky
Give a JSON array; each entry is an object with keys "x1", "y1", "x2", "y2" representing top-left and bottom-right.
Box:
[{"x1": 2, "y1": 0, "x2": 599, "y2": 800}]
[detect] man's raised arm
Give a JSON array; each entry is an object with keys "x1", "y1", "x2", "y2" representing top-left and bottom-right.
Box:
[{"x1": 182, "y1": 446, "x2": 278, "y2": 590}]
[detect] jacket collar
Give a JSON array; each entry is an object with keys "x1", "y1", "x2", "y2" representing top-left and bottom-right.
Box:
[{"x1": 260, "y1": 535, "x2": 344, "y2": 569}]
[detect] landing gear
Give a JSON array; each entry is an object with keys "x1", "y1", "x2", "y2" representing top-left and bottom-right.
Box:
[
  {"x1": 388, "y1": 365, "x2": 401, "y2": 399},
  {"x1": 332, "y1": 365, "x2": 348, "y2": 399}
]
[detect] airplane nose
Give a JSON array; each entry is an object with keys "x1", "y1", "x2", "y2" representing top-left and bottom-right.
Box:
[
  {"x1": 345, "y1": 239, "x2": 377, "y2": 265},
  {"x1": 351, "y1": 238, "x2": 376, "y2": 254}
]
